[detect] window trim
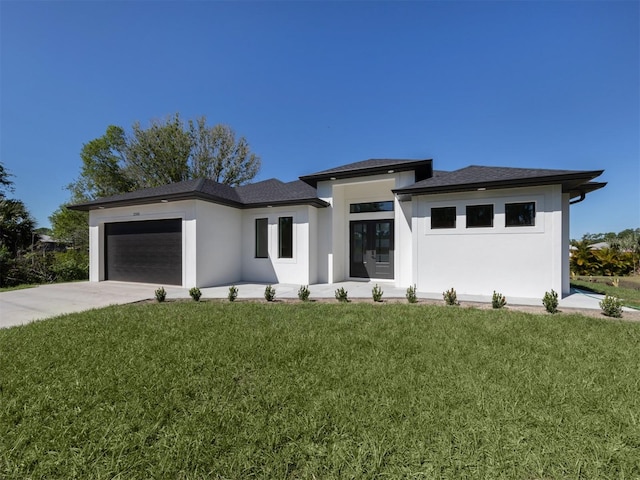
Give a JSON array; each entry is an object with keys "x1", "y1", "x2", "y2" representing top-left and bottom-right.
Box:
[
  {"x1": 278, "y1": 216, "x2": 293, "y2": 259},
  {"x1": 466, "y1": 204, "x2": 494, "y2": 228},
  {"x1": 255, "y1": 218, "x2": 268, "y2": 258},
  {"x1": 431, "y1": 206, "x2": 456, "y2": 229},
  {"x1": 349, "y1": 201, "x2": 394, "y2": 214},
  {"x1": 505, "y1": 201, "x2": 536, "y2": 227}
]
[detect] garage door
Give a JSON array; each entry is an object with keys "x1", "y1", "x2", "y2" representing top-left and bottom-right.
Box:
[{"x1": 105, "y1": 219, "x2": 182, "y2": 285}]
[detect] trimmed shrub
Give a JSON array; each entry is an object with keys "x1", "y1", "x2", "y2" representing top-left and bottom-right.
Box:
[
  {"x1": 189, "y1": 287, "x2": 202, "y2": 301},
  {"x1": 335, "y1": 287, "x2": 349, "y2": 303},
  {"x1": 155, "y1": 287, "x2": 167, "y2": 302},
  {"x1": 372, "y1": 284, "x2": 383, "y2": 302},
  {"x1": 542, "y1": 289, "x2": 559, "y2": 314},
  {"x1": 298, "y1": 285, "x2": 310, "y2": 301},
  {"x1": 228, "y1": 285, "x2": 238, "y2": 302},
  {"x1": 406, "y1": 284, "x2": 418, "y2": 304},
  {"x1": 492, "y1": 291, "x2": 507, "y2": 309},
  {"x1": 264, "y1": 285, "x2": 276, "y2": 302},
  {"x1": 600, "y1": 295, "x2": 623, "y2": 318},
  {"x1": 443, "y1": 288, "x2": 459, "y2": 306}
]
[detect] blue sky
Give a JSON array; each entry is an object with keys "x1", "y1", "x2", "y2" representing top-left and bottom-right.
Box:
[{"x1": 1, "y1": 0, "x2": 638, "y2": 239}]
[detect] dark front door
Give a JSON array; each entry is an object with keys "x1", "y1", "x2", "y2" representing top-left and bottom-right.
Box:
[
  {"x1": 349, "y1": 220, "x2": 394, "y2": 279},
  {"x1": 105, "y1": 219, "x2": 182, "y2": 285}
]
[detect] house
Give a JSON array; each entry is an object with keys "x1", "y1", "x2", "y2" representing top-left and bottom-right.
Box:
[{"x1": 68, "y1": 158, "x2": 606, "y2": 299}]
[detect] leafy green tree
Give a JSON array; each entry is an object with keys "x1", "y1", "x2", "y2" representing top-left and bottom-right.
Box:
[
  {"x1": 0, "y1": 199, "x2": 36, "y2": 255},
  {"x1": 0, "y1": 161, "x2": 14, "y2": 199},
  {"x1": 68, "y1": 113, "x2": 261, "y2": 201},
  {"x1": 49, "y1": 206, "x2": 89, "y2": 251}
]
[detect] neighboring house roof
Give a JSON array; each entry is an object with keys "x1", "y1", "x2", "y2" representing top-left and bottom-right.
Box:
[
  {"x1": 300, "y1": 158, "x2": 433, "y2": 187},
  {"x1": 393, "y1": 165, "x2": 606, "y2": 200},
  {"x1": 68, "y1": 177, "x2": 330, "y2": 211}
]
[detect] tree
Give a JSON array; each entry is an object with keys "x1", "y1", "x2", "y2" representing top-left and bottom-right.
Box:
[
  {"x1": 68, "y1": 113, "x2": 261, "y2": 201},
  {"x1": 190, "y1": 119, "x2": 260, "y2": 186},
  {"x1": 49, "y1": 206, "x2": 89, "y2": 251},
  {"x1": 0, "y1": 161, "x2": 14, "y2": 199},
  {"x1": 0, "y1": 198, "x2": 35, "y2": 255}
]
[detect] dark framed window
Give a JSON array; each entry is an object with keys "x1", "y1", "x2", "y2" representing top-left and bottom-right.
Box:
[
  {"x1": 506, "y1": 202, "x2": 535, "y2": 226},
  {"x1": 349, "y1": 201, "x2": 394, "y2": 214},
  {"x1": 278, "y1": 216, "x2": 293, "y2": 258},
  {"x1": 255, "y1": 218, "x2": 268, "y2": 258},
  {"x1": 466, "y1": 204, "x2": 494, "y2": 228},
  {"x1": 431, "y1": 207, "x2": 456, "y2": 229}
]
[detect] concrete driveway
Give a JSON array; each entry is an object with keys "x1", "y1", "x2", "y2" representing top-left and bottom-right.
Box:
[{"x1": 0, "y1": 281, "x2": 184, "y2": 329}]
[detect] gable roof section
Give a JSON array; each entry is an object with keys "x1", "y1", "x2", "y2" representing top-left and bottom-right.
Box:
[
  {"x1": 393, "y1": 165, "x2": 605, "y2": 199},
  {"x1": 300, "y1": 158, "x2": 433, "y2": 187},
  {"x1": 68, "y1": 177, "x2": 328, "y2": 211}
]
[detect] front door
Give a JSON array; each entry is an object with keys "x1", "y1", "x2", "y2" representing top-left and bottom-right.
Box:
[{"x1": 349, "y1": 220, "x2": 394, "y2": 279}]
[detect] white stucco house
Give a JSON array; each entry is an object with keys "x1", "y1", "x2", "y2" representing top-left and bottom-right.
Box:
[{"x1": 69, "y1": 158, "x2": 605, "y2": 299}]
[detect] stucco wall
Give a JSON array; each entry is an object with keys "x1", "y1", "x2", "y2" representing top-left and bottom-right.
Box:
[
  {"x1": 240, "y1": 205, "x2": 312, "y2": 285},
  {"x1": 413, "y1": 185, "x2": 565, "y2": 299},
  {"x1": 194, "y1": 200, "x2": 242, "y2": 287},
  {"x1": 316, "y1": 173, "x2": 413, "y2": 285}
]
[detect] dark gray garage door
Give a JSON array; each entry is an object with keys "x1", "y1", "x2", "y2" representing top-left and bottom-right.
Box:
[{"x1": 105, "y1": 219, "x2": 182, "y2": 285}]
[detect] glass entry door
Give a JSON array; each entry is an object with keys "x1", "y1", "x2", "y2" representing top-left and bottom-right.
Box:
[{"x1": 349, "y1": 220, "x2": 394, "y2": 279}]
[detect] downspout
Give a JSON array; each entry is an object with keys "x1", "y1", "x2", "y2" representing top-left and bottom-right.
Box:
[{"x1": 570, "y1": 191, "x2": 586, "y2": 205}]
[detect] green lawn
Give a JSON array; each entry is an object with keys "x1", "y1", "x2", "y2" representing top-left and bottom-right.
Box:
[
  {"x1": 1, "y1": 302, "x2": 639, "y2": 479},
  {"x1": 572, "y1": 276, "x2": 640, "y2": 310}
]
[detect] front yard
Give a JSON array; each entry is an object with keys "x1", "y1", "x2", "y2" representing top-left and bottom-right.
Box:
[{"x1": 1, "y1": 302, "x2": 639, "y2": 479}]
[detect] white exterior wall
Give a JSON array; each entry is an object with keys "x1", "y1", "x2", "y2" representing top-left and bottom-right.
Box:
[
  {"x1": 240, "y1": 205, "x2": 313, "y2": 285},
  {"x1": 413, "y1": 185, "x2": 565, "y2": 299},
  {"x1": 88, "y1": 200, "x2": 197, "y2": 286},
  {"x1": 315, "y1": 173, "x2": 414, "y2": 286},
  {"x1": 194, "y1": 200, "x2": 242, "y2": 287}
]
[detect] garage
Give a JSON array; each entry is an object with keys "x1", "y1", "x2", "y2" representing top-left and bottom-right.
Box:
[{"x1": 105, "y1": 219, "x2": 182, "y2": 285}]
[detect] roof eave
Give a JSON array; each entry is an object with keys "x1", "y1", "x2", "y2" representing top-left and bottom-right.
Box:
[
  {"x1": 242, "y1": 198, "x2": 330, "y2": 209},
  {"x1": 393, "y1": 171, "x2": 604, "y2": 197},
  {"x1": 300, "y1": 159, "x2": 432, "y2": 187},
  {"x1": 67, "y1": 191, "x2": 244, "y2": 211}
]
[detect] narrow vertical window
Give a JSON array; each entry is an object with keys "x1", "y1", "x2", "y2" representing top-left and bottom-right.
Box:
[
  {"x1": 255, "y1": 218, "x2": 268, "y2": 258},
  {"x1": 278, "y1": 216, "x2": 293, "y2": 258}
]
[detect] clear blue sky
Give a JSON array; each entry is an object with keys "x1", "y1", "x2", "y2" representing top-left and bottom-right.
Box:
[{"x1": 1, "y1": 0, "x2": 638, "y2": 239}]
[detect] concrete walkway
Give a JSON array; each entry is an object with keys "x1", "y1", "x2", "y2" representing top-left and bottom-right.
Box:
[{"x1": 1, "y1": 280, "x2": 634, "y2": 329}]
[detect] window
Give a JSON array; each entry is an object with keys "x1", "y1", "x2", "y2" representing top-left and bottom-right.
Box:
[
  {"x1": 349, "y1": 201, "x2": 394, "y2": 213},
  {"x1": 506, "y1": 202, "x2": 535, "y2": 226},
  {"x1": 278, "y1": 216, "x2": 293, "y2": 258},
  {"x1": 466, "y1": 204, "x2": 494, "y2": 228},
  {"x1": 255, "y1": 218, "x2": 268, "y2": 258},
  {"x1": 431, "y1": 207, "x2": 456, "y2": 229}
]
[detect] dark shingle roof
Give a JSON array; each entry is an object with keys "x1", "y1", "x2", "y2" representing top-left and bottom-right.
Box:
[
  {"x1": 236, "y1": 179, "x2": 328, "y2": 207},
  {"x1": 300, "y1": 158, "x2": 432, "y2": 187},
  {"x1": 393, "y1": 165, "x2": 605, "y2": 198},
  {"x1": 68, "y1": 177, "x2": 329, "y2": 211}
]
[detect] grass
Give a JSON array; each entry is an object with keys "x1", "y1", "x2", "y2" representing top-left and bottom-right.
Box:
[
  {"x1": 0, "y1": 284, "x2": 36, "y2": 293},
  {"x1": 572, "y1": 275, "x2": 640, "y2": 310},
  {"x1": 1, "y1": 302, "x2": 639, "y2": 479}
]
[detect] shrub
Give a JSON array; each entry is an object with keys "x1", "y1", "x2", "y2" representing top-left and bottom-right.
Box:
[
  {"x1": 264, "y1": 285, "x2": 276, "y2": 302},
  {"x1": 189, "y1": 287, "x2": 202, "y2": 301},
  {"x1": 492, "y1": 291, "x2": 507, "y2": 309},
  {"x1": 372, "y1": 284, "x2": 383, "y2": 302},
  {"x1": 298, "y1": 285, "x2": 310, "y2": 302},
  {"x1": 335, "y1": 287, "x2": 349, "y2": 302},
  {"x1": 155, "y1": 286, "x2": 166, "y2": 302},
  {"x1": 600, "y1": 294, "x2": 623, "y2": 318},
  {"x1": 228, "y1": 285, "x2": 238, "y2": 302},
  {"x1": 406, "y1": 284, "x2": 418, "y2": 304},
  {"x1": 542, "y1": 289, "x2": 559, "y2": 314},
  {"x1": 443, "y1": 288, "x2": 459, "y2": 306}
]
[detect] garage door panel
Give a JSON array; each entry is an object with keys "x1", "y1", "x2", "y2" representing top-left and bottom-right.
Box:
[{"x1": 105, "y1": 219, "x2": 182, "y2": 285}]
